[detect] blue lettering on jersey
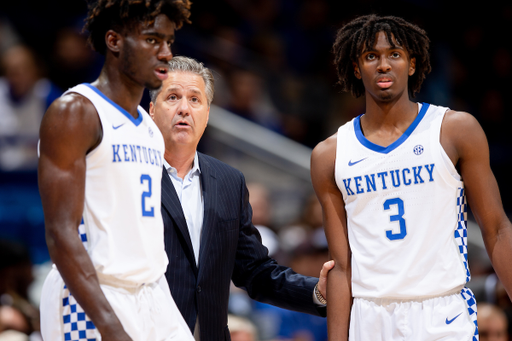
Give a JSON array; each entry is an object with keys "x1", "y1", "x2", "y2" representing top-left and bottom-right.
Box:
[
  {"x1": 343, "y1": 179, "x2": 355, "y2": 196},
  {"x1": 377, "y1": 171, "x2": 389, "y2": 190},
  {"x1": 112, "y1": 144, "x2": 162, "y2": 168},
  {"x1": 365, "y1": 174, "x2": 376, "y2": 192},
  {"x1": 413, "y1": 166, "x2": 424, "y2": 184},
  {"x1": 354, "y1": 176, "x2": 364, "y2": 194},
  {"x1": 402, "y1": 168, "x2": 412, "y2": 186},
  {"x1": 343, "y1": 164, "x2": 435, "y2": 196},
  {"x1": 123, "y1": 144, "x2": 130, "y2": 161},
  {"x1": 112, "y1": 145, "x2": 121, "y2": 162},
  {"x1": 390, "y1": 170, "x2": 401, "y2": 188}
]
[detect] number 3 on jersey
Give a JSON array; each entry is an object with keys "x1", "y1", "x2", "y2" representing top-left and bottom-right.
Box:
[
  {"x1": 141, "y1": 174, "x2": 154, "y2": 217},
  {"x1": 384, "y1": 197, "x2": 407, "y2": 240}
]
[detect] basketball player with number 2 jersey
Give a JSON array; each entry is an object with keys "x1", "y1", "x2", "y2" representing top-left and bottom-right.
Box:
[
  {"x1": 38, "y1": 1, "x2": 194, "y2": 340},
  {"x1": 312, "y1": 15, "x2": 512, "y2": 341},
  {"x1": 40, "y1": 83, "x2": 192, "y2": 340}
]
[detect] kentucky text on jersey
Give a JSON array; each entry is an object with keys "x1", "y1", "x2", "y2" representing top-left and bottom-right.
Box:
[
  {"x1": 112, "y1": 144, "x2": 163, "y2": 167},
  {"x1": 342, "y1": 163, "x2": 435, "y2": 195}
]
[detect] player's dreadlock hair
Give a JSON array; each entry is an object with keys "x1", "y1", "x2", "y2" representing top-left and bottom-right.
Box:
[
  {"x1": 84, "y1": 0, "x2": 192, "y2": 55},
  {"x1": 333, "y1": 14, "x2": 431, "y2": 98}
]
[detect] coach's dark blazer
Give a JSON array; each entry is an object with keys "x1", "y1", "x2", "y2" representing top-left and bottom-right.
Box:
[{"x1": 161, "y1": 152, "x2": 325, "y2": 341}]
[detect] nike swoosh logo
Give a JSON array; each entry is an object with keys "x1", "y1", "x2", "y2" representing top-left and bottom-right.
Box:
[
  {"x1": 113, "y1": 123, "x2": 125, "y2": 130},
  {"x1": 348, "y1": 158, "x2": 367, "y2": 166},
  {"x1": 445, "y1": 313, "x2": 462, "y2": 324}
]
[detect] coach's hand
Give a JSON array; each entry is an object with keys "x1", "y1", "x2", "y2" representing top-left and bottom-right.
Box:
[{"x1": 318, "y1": 260, "x2": 335, "y2": 300}]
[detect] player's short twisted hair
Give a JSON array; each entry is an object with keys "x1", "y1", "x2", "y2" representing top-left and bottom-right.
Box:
[
  {"x1": 149, "y1": 56, "x2": 215, "y2": 106},
  {"x1": 84, "y1": 0, "x2": 191, "y2": 55},
  {"x1": 332, "y1": 14, "x2": 431, "y2": 98}
]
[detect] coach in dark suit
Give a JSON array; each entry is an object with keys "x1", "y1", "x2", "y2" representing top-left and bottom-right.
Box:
[{"x1": 149, "y1": 56, "x2": 331, "y2": 341}]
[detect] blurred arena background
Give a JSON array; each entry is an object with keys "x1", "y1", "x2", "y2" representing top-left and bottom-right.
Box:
[{"x1": 0, "y1": 0, "x2": 511, "y2": 340}]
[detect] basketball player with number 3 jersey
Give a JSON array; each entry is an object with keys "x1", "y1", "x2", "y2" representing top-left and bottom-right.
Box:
[
  {"x1": 311, "y1": 15, "x2": 512, "y2": 341},
  {"x1": 38, "y1": 1, "x2": 194, "y2": 340}
]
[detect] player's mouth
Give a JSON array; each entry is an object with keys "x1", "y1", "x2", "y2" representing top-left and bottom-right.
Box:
[
  {"x1": 155, "y1": 66, "x2": 169, "y2": 81},
  {"x1": 377, "y1": 77, "x2": 393, "y2": 89}
]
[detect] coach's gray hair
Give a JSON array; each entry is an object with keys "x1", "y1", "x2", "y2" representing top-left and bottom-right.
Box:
[{"x1": 149, "y1": 56, "x2": 215, "y2": 106}]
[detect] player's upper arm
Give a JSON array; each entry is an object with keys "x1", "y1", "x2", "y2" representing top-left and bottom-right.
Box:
[
  {"x1": 441, "y1": 110, "x2": 508, "y2": 236},
  {"x1": 311, "y1": 134, "x2": 350, "y2": 270},
  {"x1": 38, "y1": 94, "x2": 102, "y2": 234}
]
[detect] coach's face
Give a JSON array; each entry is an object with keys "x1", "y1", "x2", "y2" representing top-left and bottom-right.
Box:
[{"x1": 150, "y1": 71, "x2": 210, "y2": 149}]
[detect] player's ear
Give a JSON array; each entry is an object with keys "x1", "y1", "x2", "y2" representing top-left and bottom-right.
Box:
[
  {"x1": 353, "y1": 62, "x2": 362, "y2": 79},
  {"x1": 105, "y1": 30, "x2": 122, "y2": 53},
  {"x1": 409, "y1": 57, "x2": 416, "y2": 76}
]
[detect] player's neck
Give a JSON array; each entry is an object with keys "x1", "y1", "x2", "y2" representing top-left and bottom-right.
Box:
[
  {"x1": 164, "y1": 146, "x2": 196, "y2": 180},
  {"x1": 360, "y1": 96, "x2": 419, "y2": 146},
  {"x1": 364, "y1": 95, "x2": 417, "y2": 125},
  {"x1": 91, "y1": 66, "x2": 145, "y2": 120}
]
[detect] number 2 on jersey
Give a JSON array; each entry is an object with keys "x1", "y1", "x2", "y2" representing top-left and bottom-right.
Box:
[
  {"x1": 384, "y1": 197, "x2": 407, "y2": 240},
  {"x1": 141, "y1": 174, "x2": 154, "y2": 217}
]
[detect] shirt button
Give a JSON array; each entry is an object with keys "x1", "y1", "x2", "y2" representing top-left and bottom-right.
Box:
[{"x1": 196, "y1": 286, "x2": 201, "y2": 293}]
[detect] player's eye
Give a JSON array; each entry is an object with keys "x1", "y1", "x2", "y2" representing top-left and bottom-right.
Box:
[
  {"x1": 366, "y1": 53, "x2": 376, "y2": 61},
  {"x1": 146, "y1": 38, "x2": 156, "y2": 44}
]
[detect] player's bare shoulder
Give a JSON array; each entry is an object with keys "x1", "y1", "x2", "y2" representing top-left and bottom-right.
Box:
[
  {"x1": 311, "y1": 132, "x2": 339, "y2": 190},
  {"x1": 440, "y1": 109, "x2": 487, "y2": 165},
  {"x1": 44, "y1": 92, "x2": 97, "y2": 125},
  {"x1": 40, "y1": 92, "x2": 102, "y2": 153},
  {"x1": 312, "y1": 133, "x2": 337, "y2": 169}
]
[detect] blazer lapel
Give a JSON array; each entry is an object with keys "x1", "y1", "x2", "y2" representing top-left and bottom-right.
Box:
[
  {"x1": 197, "y1": 153, "x2": 217, "y2": 277},
  {"x1": 161, "y1": 167, "x2": 197, "y2": 271}
]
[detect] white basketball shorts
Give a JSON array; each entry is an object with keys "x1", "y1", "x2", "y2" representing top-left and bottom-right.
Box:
[
  {"x1": 40, "y1": 266, "x2": 194, "y2": 341},
  {"x1": 349, "y1": 288, "x2": 479, "y2": 341}
]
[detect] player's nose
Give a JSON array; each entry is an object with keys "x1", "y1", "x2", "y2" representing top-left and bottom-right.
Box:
[
  {"x1": 158, "y1": 43, "x2": 173, "y2": 63},
  {"x1": 377, "y1": 57, "x2": 391, "y2": 72}
]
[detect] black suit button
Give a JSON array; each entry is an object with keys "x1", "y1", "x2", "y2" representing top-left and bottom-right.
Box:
[{"x1": 197, "y1": 286, "x2": 201, "y2": 293}]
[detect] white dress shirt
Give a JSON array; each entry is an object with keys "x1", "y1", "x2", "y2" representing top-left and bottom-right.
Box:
[{"x1": 164, "y1": 152, "x2": 204, "y2": 265}]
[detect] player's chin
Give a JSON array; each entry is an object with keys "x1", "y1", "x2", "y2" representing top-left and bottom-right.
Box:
[
  {"x1": 145, "y1": 79, "x2": 163, "y2": 91},
  {"x1": 376, "y1": 89, "x2": 395, "y2": 102}
]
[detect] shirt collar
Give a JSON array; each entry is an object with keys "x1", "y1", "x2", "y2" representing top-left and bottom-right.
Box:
[{"x1": 163, "y1": 152, "x2": 201, "y2": 177}]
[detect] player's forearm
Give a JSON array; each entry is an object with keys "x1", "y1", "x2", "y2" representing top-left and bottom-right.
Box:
[
  {"x1": 486, "y1": 223, "x2": 512, "y2": 300},
  {"x1": 327, "y1": 268, "x2": 352, "y2": 341},
  {"x1": 46, "y1": 228, "x2": 127, "y2": 335}
]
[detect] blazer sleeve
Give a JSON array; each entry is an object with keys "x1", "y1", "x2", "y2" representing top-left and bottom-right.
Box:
[{"x1": 230, "y1": 173, "x2": 326, "y2": 317}]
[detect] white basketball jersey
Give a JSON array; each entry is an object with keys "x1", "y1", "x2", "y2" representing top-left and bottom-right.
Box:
[
  {"x1": 65, "y1": 83, "x2": 168, "y2": 286},
  {"x1": 335, "y1": 103, "x2": 470, "y2": 299}
]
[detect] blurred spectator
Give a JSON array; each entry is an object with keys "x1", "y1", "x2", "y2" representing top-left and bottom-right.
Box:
[
  {"x1": 477, "y1": 302, "x2": 509, "y2": 341},
  {"x1": 279, "y1": 193, "x2": 324, "y2": 254},
  {"x1": 228, "y1": 314, "x2": 259, "y2": 341},
  {"x1": 469, "y1": 273, "x2": 512, "y2": 338},
  {"x1": 0, "y1": 18, "x2": 21, "y2": 54},
  {"x1": 247, "y1": 182, "x2": 279, "y2": 257},
  {"x1": 49, "y1": 27, "x2": 102, "y2": 91},
  {"x1": 0, "y1": 44, "x2": 61, "y2": 171},
  {"x1": 225, "y1": 68, "x2": 283, "y2": 133},
  {"x1": 0, "y1": 240, "x2": 39, "y2": 339},
  {"x1": 0, "y1": 306, "x2": 29, "y2": 338},
  {"x1": 0, "y1": 330, "x2": 29, "y2": 341}
]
